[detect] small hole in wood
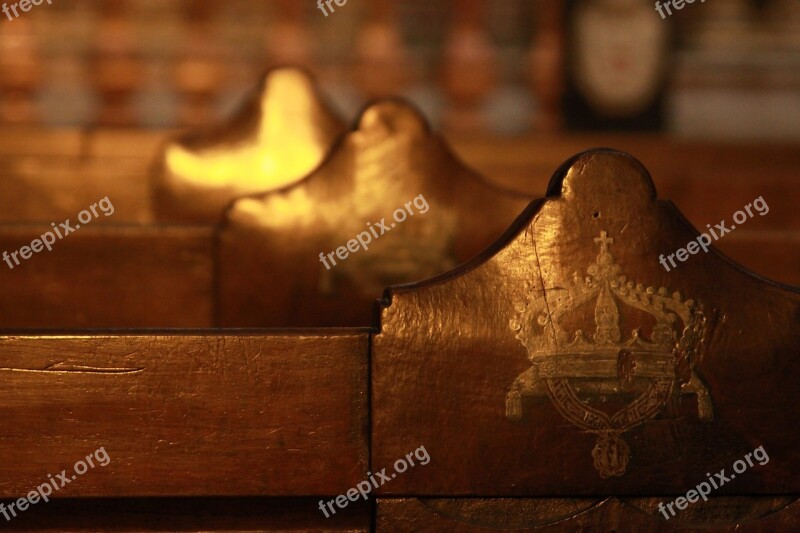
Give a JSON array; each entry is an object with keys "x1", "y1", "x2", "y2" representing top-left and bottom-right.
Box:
[{"x1": 591, "y1": 211, "x2": 600, "y2": 219}]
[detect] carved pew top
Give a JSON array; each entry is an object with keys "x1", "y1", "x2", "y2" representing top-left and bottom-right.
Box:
[
  {"x1": 219, "y1": 99, "x2": 530, "y2": 327},
  {"x1": 153, "y1": 67, "x2": 346, "y2": 223},
  {"x1": 374, "y1": 149, "x2": 800, "y2": 497}
]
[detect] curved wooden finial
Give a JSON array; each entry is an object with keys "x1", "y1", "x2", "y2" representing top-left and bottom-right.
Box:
[
  {"x1": 218, "y1": 98, "x2": 530, "y2": 327},
  {"x1": 152, "y1": 67, "x2": 347, "y2": 223}
]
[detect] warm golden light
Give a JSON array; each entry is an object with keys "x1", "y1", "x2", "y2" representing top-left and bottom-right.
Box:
[{"x1": 155, "y1": 67, "x2": 346, "y2": 222}]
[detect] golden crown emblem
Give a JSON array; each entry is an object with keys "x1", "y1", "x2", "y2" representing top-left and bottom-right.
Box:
[{"x1": 506, "y1": 231, "x2": 713, "y2": 478}]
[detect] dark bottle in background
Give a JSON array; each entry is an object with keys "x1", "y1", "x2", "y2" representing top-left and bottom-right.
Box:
[{"x1": 562, "y1": 0, "x2": 673, "y2": 131}]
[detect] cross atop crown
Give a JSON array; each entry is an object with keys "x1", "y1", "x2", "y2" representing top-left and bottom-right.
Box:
[{"x1": 594, "y1": 231, "x2": 614, "y2": 252}]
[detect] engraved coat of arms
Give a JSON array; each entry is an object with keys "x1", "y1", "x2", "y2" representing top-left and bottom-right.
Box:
[{"x1": 506, "y1": 231, "x2": 713, "y2": 477}]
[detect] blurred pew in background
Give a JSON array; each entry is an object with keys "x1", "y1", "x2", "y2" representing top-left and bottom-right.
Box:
[{"x1": 0, "y1": 123, "x2": 797, "y2": 330}]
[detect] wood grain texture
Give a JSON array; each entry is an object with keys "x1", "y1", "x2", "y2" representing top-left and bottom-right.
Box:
[
  {"x1": 0, "y1": 227, "x2": 213, "y2": 328},
  {"x1": 372, "y1": 149, "x2": 800, "y2": 496},
  {"x1": 0, "y1": 332, "x2": 368, "y2": 497}
]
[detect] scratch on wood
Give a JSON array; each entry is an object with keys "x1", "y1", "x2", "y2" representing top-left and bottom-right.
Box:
[{"x1": 0, "y1": 362, "x2": 144, "y2": 375}]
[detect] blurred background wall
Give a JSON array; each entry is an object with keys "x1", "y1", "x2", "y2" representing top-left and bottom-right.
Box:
[{"x1": 1, "y1": 0, "x2": 798, "y2": 139}]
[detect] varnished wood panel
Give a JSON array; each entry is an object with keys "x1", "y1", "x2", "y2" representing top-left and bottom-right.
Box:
[
  {"x1": 372, "y1": 150, "x2": 800, "y2": 496},
  {"x1": 0, "y1": 332, "x2": 368, "y2": 497},
  {"x1": 0, "y1": 226, "x2": 213, "y2": 328}
]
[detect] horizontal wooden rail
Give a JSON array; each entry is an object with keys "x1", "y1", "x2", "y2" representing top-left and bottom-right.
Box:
[{"x1": 0, "y1": 332, "x2": 369, "y2": 497}]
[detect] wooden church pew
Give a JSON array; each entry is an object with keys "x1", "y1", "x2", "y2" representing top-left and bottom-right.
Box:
[
  {"x1": 217, "y1": 99, "x2": 530, "y2": 327},
  {"x1": 0, "y1": 69, "x2": 798, "y2": 329},
  {"x1": 0, "y1": 130, "x2": 798, "y2": 329},
  {"x1": 0, "y1": 150, "x2": 797, "y2": 531}
]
